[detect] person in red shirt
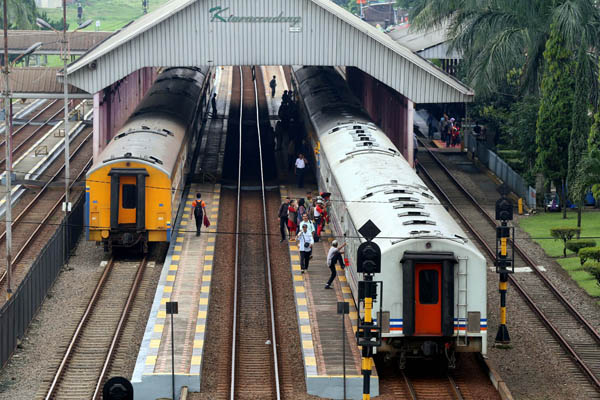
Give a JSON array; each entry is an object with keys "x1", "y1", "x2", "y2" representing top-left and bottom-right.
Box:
[{"x1": 191, "y1": 193, "x2": 206, "y2": 237}]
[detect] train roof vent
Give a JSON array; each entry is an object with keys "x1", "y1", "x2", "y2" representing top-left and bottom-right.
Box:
[
  {"x1": 356, "y1": 141, "x2": 378, "y2": 147},
  {"x1": 353, "y1": 125, "x2": 362, "y2": 129},
  {"x1": 162, "y1": 128, "x2": 173, "y2": 136},
  {"x1": 398, "y1": 211, "x2": 430, "y2": 217},
  {"x1": 421, "y1": 192, "x2": 434, "y2": 199},
  {"x1": 361, "y1": 192, "x2": 374, "y2": 200},
  {"x1": 391, "y1": 180, "x2": 398, "y2": 184},
  {"x1": 410, "y1": 230, "x2": 431, "y2": 235},
  {"x1": 393, "y1": 203, "x2": 424, "y2": 209},
  {"x1": 403, "y1": 220, "x2": 436, "y2": 226},
  {"x1": 124, "y1": 152, "x2": 132, "y2": 158},
  {"x1": 149, "y1": 156, "x2": 163, "y2": 165},
  {"x1": 141, "y1": 125, "x2": 150, "y2": 130},
  {"x1": 389, "y1": 196, "x2": 419, "y2": 203},
  {"x1": 385, "y1": 189, "x2": 414, "y2": 195},
  {"x1": 332, "y1": 127, "x2": 341, "y2": 133}
]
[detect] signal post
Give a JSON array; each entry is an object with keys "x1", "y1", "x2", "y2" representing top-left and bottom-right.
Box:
[
  {"x1": 356, "y1": 220, "x2": 383, "y2": 400},
  {"x1": 495, "y1": 191, "x2": 515, "y2": 345}
]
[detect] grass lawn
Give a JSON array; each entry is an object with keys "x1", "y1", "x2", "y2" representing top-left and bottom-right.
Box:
[
  {"x1": 38, "y1": 0, "x2": 171, "y2": 32},
  {"x1": 519, "y1": 209, "x2": 600, "y2": 298}
]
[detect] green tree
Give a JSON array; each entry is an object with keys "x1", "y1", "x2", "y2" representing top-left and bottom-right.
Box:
[
  {"x1": 535, "y1": 22, "x2": 575, "y2": 219},
  {"x1": 408, "y1": 0, "x2": 600, "y2": 96},
  {"x1": 0, "y1": 0, "x2": 37, "y2": 29},
  {"x1": 568, "y1": 46, "x2": 592, "y2": 227}
]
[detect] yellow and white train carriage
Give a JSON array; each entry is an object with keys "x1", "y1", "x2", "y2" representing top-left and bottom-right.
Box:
[{"x1": 86, "y1": 67, "x2": 211, "y2": 251}]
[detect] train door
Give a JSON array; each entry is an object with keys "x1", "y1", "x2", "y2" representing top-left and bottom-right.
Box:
[
  {"x1": 118, "y1": 176, "x2": 137, "y2": 225},
  {"x1": 414, "y1": 263, "x2": 442, "y2": 335}
]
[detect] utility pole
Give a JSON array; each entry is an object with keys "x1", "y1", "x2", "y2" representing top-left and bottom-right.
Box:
[
  {"x1": 3, "y1": 0, "x2": 12, "y2": 299},
  {"x1": 62, "y1": 0, "x2": 71, "y2": 265}
]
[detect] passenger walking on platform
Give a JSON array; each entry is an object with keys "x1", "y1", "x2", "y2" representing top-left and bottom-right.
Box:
[
  {"x1": 287, "y1": 200, "x2": 298, "y2": 240},
  {"x1": 191, "y1": 193, "x2": 206, "y2": 237},
  {"x1": 270, "y1": 75, "x2": 277, "y2": 98},
  {"x1": 427, "y1": 113, "x2": 435, "y2": 140},
  {"x1": 446, "y1": 118, "x2": 455, "y2": 147},
  {"x1": 297, "y1": 224, "x2": 314, "y2": 273},
  {"x1": 282, "y1": 90, "x2": 290, "y2": 104},
  {"x1": 211, "y1": 93, "x2": 218, "y2": 118},
  {"x1": 296, "y1": 198, "x2": 307, "y2": 226},
  {"x1": 305, "y1": 192, "x2": 314, "y2": 220},
  {"x1": 278, "y1": 197, "x2": 290, "y2": 242},
  {"x1": 295, "y1": 153, "x2": 307, "y2": 188},
  {"x1": 325, "y1": 240, "x2": 346, "y2": 289},
  {"x1": 299, "y1": 213, "x2": 315, "y2": 236}
]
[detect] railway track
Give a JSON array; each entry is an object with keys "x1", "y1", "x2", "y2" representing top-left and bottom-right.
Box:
[
  {"x1": 416, "y1": 139, "x2": 600, "y2": 396},
  {"x1": 402, "y1": 372, "x2": 464, "y2": 400},
  {"x1": 0, "y1": 127, "x2": 93, "y2": 302},
  {"x1": 229, "y1": 65, "x2": 280, "y2": 399},
  {"x1": 36, "y1": 256, "x2": 147, "y2": 399},
  {"x1": 0, "y1": 99, "x2": 80, "y2": 171}
]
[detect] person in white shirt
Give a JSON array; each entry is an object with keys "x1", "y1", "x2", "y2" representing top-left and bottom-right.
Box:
[
  {"x1": 325, "y1": 240, "x2": 346, "y2": 289},
  {"x1": 295, "y1": 153, "x2": 307, "y2": 188},
  {"x1": 299, "y1": 213, "x2": 315, "y2": 236},
  {"x1": 296, "y1": 223, "x2": 314, "y2": 273}
]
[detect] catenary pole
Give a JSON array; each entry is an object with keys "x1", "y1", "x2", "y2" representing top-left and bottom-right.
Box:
[
  {"x1": 62, "y1": 0, "x2": 70, "y2": 265},
  {"x1": 3, "y1": 0, "x2": 12, "y2": 299}
]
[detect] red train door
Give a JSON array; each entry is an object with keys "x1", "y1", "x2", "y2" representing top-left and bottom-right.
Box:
[{"x1": 414, "y1": 263, "x2": 442, "y2": 335}]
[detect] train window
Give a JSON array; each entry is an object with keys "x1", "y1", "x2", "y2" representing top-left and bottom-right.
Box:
[
  {"x1": 419, "y1": 270, "x2": 439, "y2": 304},
  {"x1": 122, "y1": 184, "x2": 137, "y2": 209}
]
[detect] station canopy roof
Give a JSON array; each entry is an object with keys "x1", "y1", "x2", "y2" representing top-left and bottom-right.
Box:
[
  {"x1": 66, "y1": 0, "x2": 474, "y2": 103},
  {"x1": 9, "y1": 67, "x2": 91, "y2": 99},
  {"x1": 1, "y1": 30, "x2": 112, "y2": 55},
  {"x1": 387, "y1": 22, "x2": 462, "y2": 60}
]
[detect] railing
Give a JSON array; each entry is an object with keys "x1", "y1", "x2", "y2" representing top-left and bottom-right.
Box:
[
  {"x1": 464, "y1": 132, "x2": 536, "y2": 208},
  {"x1": 0, "y1": 195, "x2": 84, "y2": 368}
]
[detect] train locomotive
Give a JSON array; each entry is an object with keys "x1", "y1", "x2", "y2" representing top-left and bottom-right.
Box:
[
  {"x1": 292, "y1": 66, "x2": 487, "y2": 366},
  {"x1": 86, "y1": 67, "x2": 211, "y2": 252}
]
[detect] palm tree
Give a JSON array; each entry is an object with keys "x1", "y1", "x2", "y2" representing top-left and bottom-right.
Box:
[
  {"x1": 409, "y1": 0, "x2": 600, "y2": 96},
  {"x1": 1, "y1": 0, "x2": 37, "y2": 30}
]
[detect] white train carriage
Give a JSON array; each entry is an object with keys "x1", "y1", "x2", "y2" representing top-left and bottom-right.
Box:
[{"x1": 292, "y1": 66, "x2": 487, "y2": 365}]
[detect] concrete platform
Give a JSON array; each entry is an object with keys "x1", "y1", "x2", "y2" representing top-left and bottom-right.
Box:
[
  {"x1": 131, "y1": 183, "x2": 221, "y2": 400},
  {"x1": 281, "y1": 184, "x2": 379, "y2": 400},
  {"x1": 132, "y1": 68, "x2": 231, "y2": 400}
]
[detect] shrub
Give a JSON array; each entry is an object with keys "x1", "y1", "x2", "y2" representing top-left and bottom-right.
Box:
[
  {"x1": 579, "y1": 247, "x2": 600, "y2": 265},
  {"x1": 566, "y1": 239, "x2": 597, "y2": 256},
  {"x1": 550, "y1": 227, "x2": 581, "y2": 257},
  {"x1": 583, "y1": 261, "x2": 600, "y2": 286}
]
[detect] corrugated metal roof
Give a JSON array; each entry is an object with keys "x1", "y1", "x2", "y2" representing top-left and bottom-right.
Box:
[
  {"x1": 66, "y1": 0, "x2": 474, "y2": 103},
  {"x1": 2, "y1": 30, "x2": 113, "y2": 55},
  {"x1": 387, "y1": 22, "x2": 461, "y2": 59},
  {"x1": 8, "y1": 67, "x2": 90, "y2": 98}
]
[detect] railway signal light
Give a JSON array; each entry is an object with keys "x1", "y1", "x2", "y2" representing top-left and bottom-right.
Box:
[
  {"x1": 357, "y1": 241, "x2": 381, "y2": 274},
  {"x1": 495, "y1": 197, "x2": 513, "y2": 221}
]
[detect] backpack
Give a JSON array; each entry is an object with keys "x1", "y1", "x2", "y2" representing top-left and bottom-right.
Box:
[{"x1": 193, "y1": 200, "x2": 204, "y2": 219}]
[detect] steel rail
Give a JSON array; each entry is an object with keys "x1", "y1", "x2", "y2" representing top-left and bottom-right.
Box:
[
  {"x1": 92, "y1": 256, "x2": 148, "y2": 399},
  {"x1": 0, "y1": 130, "x2": 92, "y2": 288},
  {"x1": 416, "y1": 140, "x2": 600, "y2": 390},
  {"x1": 229, "y1": 65, "x2": 243, "y2": 400},
  {"x1": 401, "y1": 372, "x2": 418, "y2": 400},
  {"x1": 43, "y1": 258, "x2": 116, "y2": 399},
  {"x1": 447, "y1": 374, "x2": 464, "y2": 400},
  {"x1": 253, "y1": 65, "x2": 281, "y2": 400},
  {"x1": 417, "y1": 138, "x2": 600, "y2": 344}
]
